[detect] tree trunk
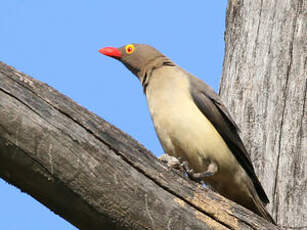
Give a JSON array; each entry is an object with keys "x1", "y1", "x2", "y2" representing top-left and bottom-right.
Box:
[
  {"x1": 0, "y1": 62, "x2": 280, "y2": 230},
  {"x1": 220, "y1": 0, "x2": 306, "y2": 228}
]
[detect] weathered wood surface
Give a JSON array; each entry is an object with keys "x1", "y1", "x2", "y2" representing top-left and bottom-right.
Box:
[
  {"x1": 0, "y1": 62, "x2": 280, "y2": 229},
  {"x1": 220, "y1": 0, "x2": 306, "y2": 229}
]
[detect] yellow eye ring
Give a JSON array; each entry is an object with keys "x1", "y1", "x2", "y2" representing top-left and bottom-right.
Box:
[{"x1": 125, "y1": 44, "x2": 135, "y2": 54}]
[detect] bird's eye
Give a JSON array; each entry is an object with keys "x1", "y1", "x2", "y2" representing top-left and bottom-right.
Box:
[{"x1": 125, "y1": 44, "x2": 135, "y2": 54}]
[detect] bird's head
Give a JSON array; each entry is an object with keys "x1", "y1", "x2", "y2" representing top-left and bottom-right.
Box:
[{"x1": 99, "y1": 44, "x2": 165, "y2": 80}]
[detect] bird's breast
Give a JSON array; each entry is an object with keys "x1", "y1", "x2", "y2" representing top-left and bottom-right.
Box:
[{"x1": 145, "y1": 67, "x2": 238, "y2": 174}]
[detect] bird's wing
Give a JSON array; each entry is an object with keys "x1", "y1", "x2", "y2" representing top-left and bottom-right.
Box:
[{"x1": 188, "y1": 73, "x2": 269, "y2": 204}]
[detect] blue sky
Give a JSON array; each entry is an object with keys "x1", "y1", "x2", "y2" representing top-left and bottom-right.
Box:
[{"x1": 0, "y1": 1, "x2": 227, "y2": 229}]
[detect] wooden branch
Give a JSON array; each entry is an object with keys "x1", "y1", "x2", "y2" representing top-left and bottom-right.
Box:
[
  {"x1": 0, "y1": 61, "x2": 279, "y2": 229},
  {"x1": 220, "y1": 0, "x2": 306, "y2": 228}
]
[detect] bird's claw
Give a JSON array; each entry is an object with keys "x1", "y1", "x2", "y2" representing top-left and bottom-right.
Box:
[
  {"x1": 159, "y1": 154, "x2": 183, "y2": 171},
  {"x1": 181, "y1": 160, "x2": 218, "y2": 184}
]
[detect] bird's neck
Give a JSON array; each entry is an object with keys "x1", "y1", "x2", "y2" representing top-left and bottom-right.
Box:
[{"x1": 138, "y1": 56, "x2": 175, "y2": 93}]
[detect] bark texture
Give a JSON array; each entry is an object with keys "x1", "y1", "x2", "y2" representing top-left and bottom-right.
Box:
[
  {"x1": 220, "y1": 0, "x2": 306, "y2": 229},
  {"x1": 0, "y1": 62, "x2": 280, "y2": 230}
]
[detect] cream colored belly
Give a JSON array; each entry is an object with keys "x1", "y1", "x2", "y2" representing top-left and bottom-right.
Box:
[{"x1": 146, "y1": 67, "x2": 240, "y2": 180}]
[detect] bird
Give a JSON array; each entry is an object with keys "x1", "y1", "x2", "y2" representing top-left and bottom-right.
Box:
[{"x1": 98, "y1": 43, "x2": 275, "y2": 224}]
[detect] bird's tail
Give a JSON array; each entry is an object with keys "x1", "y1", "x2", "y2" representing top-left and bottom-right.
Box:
[{"x1": 249, "y1": 187, "x2": 276, "y2": 225}]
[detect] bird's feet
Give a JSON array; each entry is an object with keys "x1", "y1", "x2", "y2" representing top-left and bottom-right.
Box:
[
  {"x1": 181, "y1": 160, "x2": 218, "y2": 184},
  {"x1": 159, "y1": 154, "x2": 183, "y2": 171},
  {"x1": 160, "y1": 154, "x2": 218, "y2": 184}
]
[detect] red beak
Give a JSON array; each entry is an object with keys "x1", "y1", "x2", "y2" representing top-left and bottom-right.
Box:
[{"x1": 98, "y1": 47, "x2": 121, "y2": 58}]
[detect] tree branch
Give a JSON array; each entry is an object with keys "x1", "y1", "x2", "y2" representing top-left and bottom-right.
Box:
[{"x1": 0, "y1": 62, "x2": 279, "y2": 229}]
